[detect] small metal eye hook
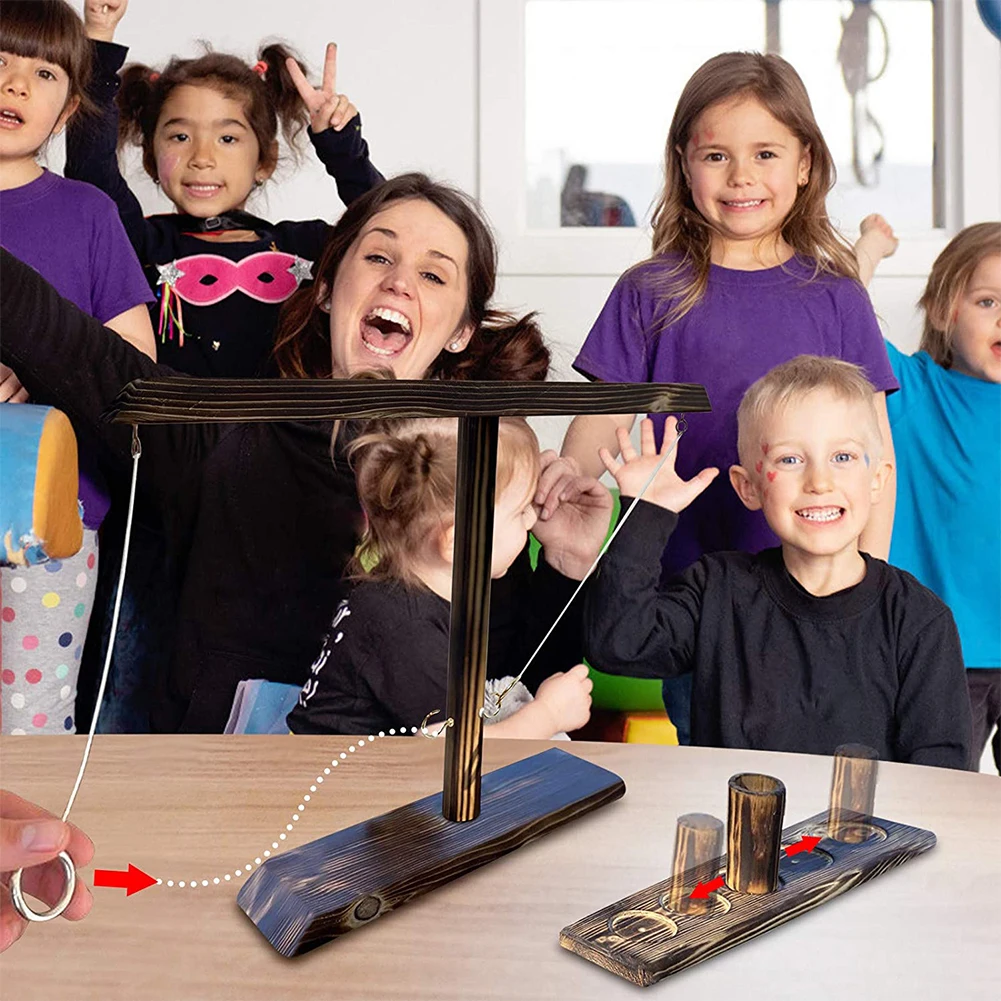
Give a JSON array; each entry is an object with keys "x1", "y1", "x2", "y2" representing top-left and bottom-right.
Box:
[
  {"x1": 10, "y1": 852, "x2": 77, "y2": 922},
  {"x1": 131, "y1": 424, "x2": 142, "y2": 459},
  {"x1": 479, "y1": 694, "x2": 502, "y2": 720},
  {"x1": 420, "y1": 709, "x2": 454, "y2": 739}
]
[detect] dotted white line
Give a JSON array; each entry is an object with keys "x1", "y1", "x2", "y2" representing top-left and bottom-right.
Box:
[{"x1": 156, "y1": 733, "x2": 389, "y2": 889}]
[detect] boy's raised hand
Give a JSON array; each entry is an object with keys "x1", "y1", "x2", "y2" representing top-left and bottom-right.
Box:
[
  {"x1": 287, "y1": 43, "x2": 358, "y2": 133},
  {"x1": 83, "y1": 0, "x2": 129, "y2": 42},
  {"x1": 600, "y1": 417, "x2": 718, "y2": 513}
]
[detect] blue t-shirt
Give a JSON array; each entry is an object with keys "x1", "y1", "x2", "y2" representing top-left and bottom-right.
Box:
[{"x1": 886, "y1": 340, "x2": 1001, "y2": 668}]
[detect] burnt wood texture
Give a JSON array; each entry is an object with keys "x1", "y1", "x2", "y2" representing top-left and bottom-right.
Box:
[
  {"x1": 726, "y1": 773, "x2": 786, "y2": 894},
  {"x1": 667, "y1": 813, "x2": 725, "y2": 915},
  {"x1": 443, "y1": 416, "x2": 498, "y2": 821},
  {"x1": 560, "y1": 809, "x2": 936, "y2": 987},
  {"x1": 104, "y1": 379, "x2": 711, "y2": 424},
  {"x1": 237, "y1": 747, "x2": 625, "y2": 957},
  {"x1": 828, "y1": 744, "x2": 879, "y2": 843}
]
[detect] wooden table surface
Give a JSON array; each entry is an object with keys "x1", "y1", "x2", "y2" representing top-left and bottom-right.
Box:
[{"x1": 2, "y1": 736, "x2": 999, "y2": 1000}]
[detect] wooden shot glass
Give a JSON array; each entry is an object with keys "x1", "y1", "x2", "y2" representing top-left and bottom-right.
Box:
[
  {"x1": 725, "y1": 773, "x2": 786, "y2": 895},
  {"x1": 667, "y1": 813, "x2": 725, "y2": 914},
  {"x1": 828, "y1": 743, "x2": 879, "y2": 843}
]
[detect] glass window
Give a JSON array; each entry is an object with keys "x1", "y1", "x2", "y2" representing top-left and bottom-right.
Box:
[{"x1": 525, "y1": 0, "x2": 934, "y2": 230}]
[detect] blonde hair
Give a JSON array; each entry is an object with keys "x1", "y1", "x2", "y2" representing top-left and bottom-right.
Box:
[
  {"x1": 646, "y1": 52, "x2": 859, "y2": 326},
  {"x1": 348, "y1": 417, "x2": 540, "y2": 586},
  {"x1": 918, "y1": 222, "x2": 1001, "y2": 368},
  {"x1": 737, "y1": 355, "x2": 881, "y2": 465}
]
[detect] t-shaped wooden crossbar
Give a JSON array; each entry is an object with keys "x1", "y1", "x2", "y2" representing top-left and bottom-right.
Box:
[{"x1": 109, "y1": 378, "x2": 710, "y2": 822}]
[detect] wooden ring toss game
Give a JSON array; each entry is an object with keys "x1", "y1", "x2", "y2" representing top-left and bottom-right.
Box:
[
  {"x1": 560, "y1": 744, "x2": 937, "y2": 986},
  {"x1": 106, "y1": 377, "x2": 710, "y2": 957}
]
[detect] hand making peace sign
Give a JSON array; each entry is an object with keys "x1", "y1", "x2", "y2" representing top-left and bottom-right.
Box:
[{"x1": 287, "y1": 43, "x2": 359, "y2": 134}]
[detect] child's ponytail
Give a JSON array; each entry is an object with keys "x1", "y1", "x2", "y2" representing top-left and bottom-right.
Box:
[
  {"x1": 347, "y1": 421, "x2": 460, "y2": 583},
  {"x1": 116, "y1": 63, "x2": 161, "y2": 159},
  {"x1": 256, "y1": 42, "x2": 310, "y2": 152}
]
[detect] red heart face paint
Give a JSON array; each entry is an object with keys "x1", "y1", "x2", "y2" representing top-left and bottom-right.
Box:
[
  {"x1": 762, "y1": 443, "x2": 770, "y2": 454},
  {"x1": 767, "y1": 471, "x2": 777, "y2": 482},
  {"x1": 755, "y1": 461, "x2": 763, "y2": 474}
]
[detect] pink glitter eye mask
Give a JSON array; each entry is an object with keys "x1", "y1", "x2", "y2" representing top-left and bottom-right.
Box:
[{"x1": 169, "y1": 252, "x2": 309, "y2": 305}]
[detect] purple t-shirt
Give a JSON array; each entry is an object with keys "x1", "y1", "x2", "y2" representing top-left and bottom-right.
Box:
[
  {"x1": 0, "y1": 170, "x2": 153, "y2": 528},
  {"x1": 574, "y1": 255, "x2": 898, "y2": 576}
]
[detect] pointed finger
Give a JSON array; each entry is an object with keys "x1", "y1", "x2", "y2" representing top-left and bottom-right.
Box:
[
  {"x1": 286, "y1": 56, "x2": 315, "y2": 106},
  {"x1": 322, "y1": 42, "x2": 338, "y2": 95}
]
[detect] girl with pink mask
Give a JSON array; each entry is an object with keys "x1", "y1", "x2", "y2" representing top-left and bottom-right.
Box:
[{"x1": 66, "y1": 0, "x2": 383, "y2": 379}]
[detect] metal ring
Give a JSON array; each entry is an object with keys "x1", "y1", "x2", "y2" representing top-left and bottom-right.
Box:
[{"x1": 9, "y1": 851, "x2": 77, "y2": 923}]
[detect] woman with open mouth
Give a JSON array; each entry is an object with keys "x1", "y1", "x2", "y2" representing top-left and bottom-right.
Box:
[{"x1": 1, "y1": 173, "x2": 600, "y2": 734}]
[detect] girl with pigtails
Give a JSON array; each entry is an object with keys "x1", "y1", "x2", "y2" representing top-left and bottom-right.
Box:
[{"x1": 67, "y1": 0, "x2": 383, "y2": 378}]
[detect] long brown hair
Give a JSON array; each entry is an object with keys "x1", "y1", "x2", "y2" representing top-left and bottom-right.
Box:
[
  {"x1": 0, "y1": 0, "x2": 95, "y2": 121},
  {"x1": 116, "y1": 42, "x2": 308, "y2": 179},
  {"x1": 348, "y1": 417, "x2": 540, "y2": 586},
  {"x1": 647, "y1": 52, "x2": 858, "y2": 326},
  {"x1": 918, "y1": 222, "x2": 1001, "y2": 368},
  {"x1": 273, "y1": 173, "x2": 550, "y2": 381}
]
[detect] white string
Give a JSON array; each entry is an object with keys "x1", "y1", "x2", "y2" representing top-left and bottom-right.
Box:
[
  {"x1": 61, "y1": 426, "x2": 141, "y2": 822},
  {"x1": 482, "y1": 422, "x2": 686, "y2": 717}
]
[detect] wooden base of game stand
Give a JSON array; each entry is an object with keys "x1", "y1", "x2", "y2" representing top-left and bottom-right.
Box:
[
  {"x1": 109, "y1": 378, "x2": 711, "y2": 959},
  {"x1": 560, "y1": 745, "x2": 937, "y2": 986}
]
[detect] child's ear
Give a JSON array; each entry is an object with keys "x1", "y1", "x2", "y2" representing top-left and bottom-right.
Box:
[
  {"x1": 52, "y1": 95, "x2": 81, "y2": 137},
  {"x1": 797, "y1": 143, "x2": 812, "y2": 187},
  {"x1": 675, "y1": 143, "x2": 691, "y2": 186},
  {"x1": 868, "y1": 456, "x2": 894, "y2": 503},
  {"x1": 436, "y1": 523, "x2": 456, "y2": 566},
  {"x1": 729, "y1": 464, "x2": 763, "y2": 511},
  {"x1": 256, "y1": 141, "x2": 280, "y2": 183}
]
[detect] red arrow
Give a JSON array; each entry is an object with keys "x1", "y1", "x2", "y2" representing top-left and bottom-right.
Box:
[
  {"x1": 784, "y1": 836, "x2": 823, "y2": 858},
  {"x1": 690, "y1": 875, "x2": 726, "y2": 899},
  {"x1": 93, "y1": 864, "x2": 158, "y2": 896}
]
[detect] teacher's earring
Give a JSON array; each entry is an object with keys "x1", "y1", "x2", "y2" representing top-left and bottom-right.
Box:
[{"x1": 448, "y1": 340, "x2": 462, "y2": 352}]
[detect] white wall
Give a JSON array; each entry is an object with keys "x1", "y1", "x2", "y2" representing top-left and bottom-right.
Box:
[{"x1": 54, "y1": 0, "x2": 999, "y2": 450}]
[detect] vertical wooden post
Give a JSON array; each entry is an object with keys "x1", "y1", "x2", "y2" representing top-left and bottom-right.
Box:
[
  {"x1": 828, "y1": 743, "x2": 878, "y2": 843},
  {"x1": 667, "y1": 813, "x2": 724, "y2": 914},
  {"x1": 442, "y1": 416, "x2": 498, "y2": 822},
  {"x1": 725, "y1": 773, "x2": 785, "y2": 895}
]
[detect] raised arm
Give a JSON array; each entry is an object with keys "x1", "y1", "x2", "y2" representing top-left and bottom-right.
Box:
[
  {"x1": 288, "y1": 43, "x2": 385, "y2": 207},
  {"x1": 65, "y1": 19, "x2": 157, "y2": 263},
  {"x1": 0, "y1": 249, "x2": 214, "y2": 487}
]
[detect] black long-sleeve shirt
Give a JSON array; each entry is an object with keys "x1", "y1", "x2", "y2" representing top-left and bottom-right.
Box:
[
  {"x1": 288, "y1": 559, "x2": 580, "y2": 735},
  {"x1": 65, "y1": 41, "x2": 384, "y2": 377},
  {"x1": 1, "y1": 251, "x2": 582, "y2": 732},
  {"x1": 584, "y1": 498, "x2": 972, "y2": 769}
]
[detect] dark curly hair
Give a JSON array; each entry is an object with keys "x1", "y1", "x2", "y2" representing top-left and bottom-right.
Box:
[{"x1": 273, "y1": 173, "x2": 551, "y2": 382}]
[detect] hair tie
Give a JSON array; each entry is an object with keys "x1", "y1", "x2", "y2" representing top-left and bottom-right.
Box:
[
  {"x1": 251, "y1": 60, "x2": 268, "y2": 79},
  {"x1": 149, "y1": 72, "x2": 160, "y2": 83}
]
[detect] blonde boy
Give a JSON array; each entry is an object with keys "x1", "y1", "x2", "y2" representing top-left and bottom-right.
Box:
[{"x1": 585, "y1": 356, "x2": 971, "y2": 767}]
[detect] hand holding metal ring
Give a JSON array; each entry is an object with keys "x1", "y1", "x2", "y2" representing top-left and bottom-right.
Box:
[{"x1": 9, "y1": 851, "x2": 77, "y2": 922}]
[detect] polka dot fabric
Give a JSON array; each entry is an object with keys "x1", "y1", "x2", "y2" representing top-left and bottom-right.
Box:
[{"x1": 1, "y1": 529, "x2": 98, "y2": 735}]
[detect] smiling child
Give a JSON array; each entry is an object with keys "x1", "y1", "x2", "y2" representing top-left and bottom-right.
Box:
[{"x1": 584, "y1": 355, "x2": 972, "y2": 768}]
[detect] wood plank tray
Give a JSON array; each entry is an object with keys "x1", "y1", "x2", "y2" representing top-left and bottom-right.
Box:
[
  {"x1": 560, "y1": 809, "x2": 935, "y2": 986},
  {"x1": 238, "y1": 747, "x2": 624, "y2": 957}
]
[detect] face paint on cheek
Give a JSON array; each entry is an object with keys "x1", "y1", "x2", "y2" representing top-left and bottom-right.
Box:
[
  {"x1": 755, "y1": 461, "x2": 763, "y2": 474},
  {"x1": 157, "y1": 153, "x2": 181, "y2": 186},
  {"x1": 766, "y1": 471, "x2": 777, "y2": 483},
  {"x1": 864, "y1": 453, "x2": 871, "y2": 468}
]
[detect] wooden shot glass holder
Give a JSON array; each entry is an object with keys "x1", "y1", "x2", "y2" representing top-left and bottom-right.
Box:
[
  {"x1": 560, "y1": 808, "x2": 936, "y2": 987},
  {"x1": 108, "y1": 377, "x2": 710, "y2": 958}
]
